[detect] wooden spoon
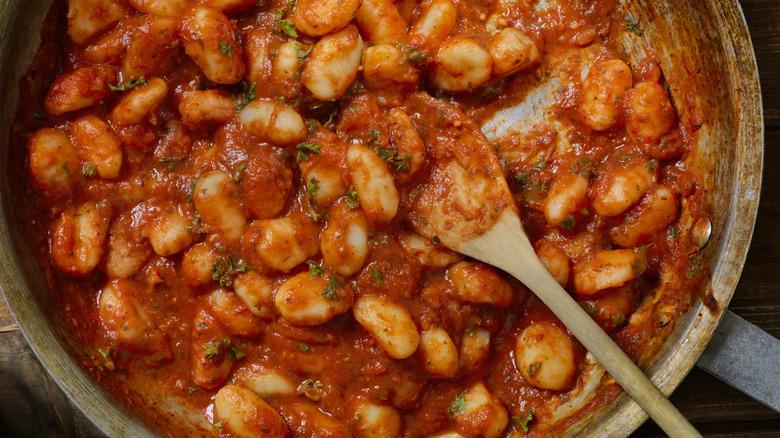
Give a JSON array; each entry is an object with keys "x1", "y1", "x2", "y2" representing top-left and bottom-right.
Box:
[{"x1": 404, "y1": 92, "x2": 701, "y2": 438}]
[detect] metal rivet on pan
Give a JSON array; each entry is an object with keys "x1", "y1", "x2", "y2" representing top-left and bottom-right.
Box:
[{"x1": 691, "y1": 216, "x2": 712, "y2": 249}]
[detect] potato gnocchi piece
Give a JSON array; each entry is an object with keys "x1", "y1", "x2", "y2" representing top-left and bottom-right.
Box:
[
  {"x1": 191, "y1": 309, "x2": 234, "y2": 389},
  {"x1": 579, "y1": 59, "x2": 633, "y2": 131},
  {"x1": 353, "y1": 296, "x2": 420, "y2": 359},
  {"x1": 274, "y1": 271, "x2": 354, "y2": 326},
  {"x1": 232, "y1": 272, "x2": 275, "y2": 319},
  {"x1": 104, "y1": 211, "x2": 152, "y2": 279},
  {"x1": 627, "y1": 82, "x2": 676, "y2": 146},
  {"x1": 276, "y1": 399, "x2": 349, "y2": 438},
  {"x1": 45, "y1": 66, "x2": 115, "y2": 115},
  {"x1": 451, "y1": 382, "x2": 509, "y2": 438},
  {"x1": 459, "y1": 328, "x2": 491, "y2": 372},
  {"x1": 233, "y1": 364, "x2": 297, "y2": 397},
  {"x1": 214, "y1": 384, "x2": 290, "y2": 438},
  {"x1": 351, "y1": 399, "x2": 403, "y2": 438},
  {"x1": 192, "y1": 170, "x2": 247, "y2": 244},
  {"x1": 98, "y1": 279, "x2": 150, "y2": 346},
  {"x1": 238, "y1": 99, "x2": 307, "y2": 146},
  {"x1": 409, "y1": 0, "x2": 457, "y2": 51},
  {"x1": 535, "y1": 239, "x2": 571, "y2": 287},
  {"x1": 589, "y1": 159, "x2": 655, "y2": 217},
  {"x1": 128, "y1": 0, "x2": 192, "y2": 16},
  {"x1": 321, "y1": 202, "x2": 370, "y2": 277},
  {"x1": 302, "y1": 25, "x2": 363, "y2": 101},
  {"x1": 346, "y1": 143, "x2": 400, "y2": 228},
  {"x1": 182, "y1": 242, "x2": 219, "y2": 290},
  {"x1": 204, "y1": 288, "x2": 264, "y2": 337},
  {"x1": 447, "y1": 261, "x2": 513, "y2": 307},
  {"x1": 609, "y1": 185, "x2": 678, "y2": 248},
  {"x1": 432, "y1": 37, "x2": 493, "y2": 92},
  {"x1": 398, "y1": 231, "x2": 463, "y2": 269},
  {"x1": 178, "y1": 90, "x2": 235, "y2": 126},
  {"x1": 27, "y1": 128, "x2": 79, "y2": 198},
  {"x1": 179, "y1": 6, "x2": 245, "y2": 84},
  {"x1": 543, "y1": 172, "x2": 589, "y2": 227},
  {"x1": 572, "y1": 249, "x2": 647, "y2": 296},
  {"x1": 147, "y1": 202, "x2": 194, "y2": 256},
  {"x1": 487, "y1": 28, "x2": 540, "y2": 77},
  {"x1": 293, "y1": 0, "x2": 360, "y2": 37},
  {"x1": 50, "y1": 201, "x2": 111, "y2": 277},
  {"x1": 419, "y1": 327, "x2": 459, "y2": 378},
  {"x1": 70, "y1": 115, "x2": 124, "y2": 179},
  {"x1": 362, "y1": 45, "x2": 420, "y2": 92},
  {"x1": 241, "y1": 216, "x2": 320, "y2": 273},
  {"x1": 355, "y1": 0, "x2": 408, "y2": 45},
  {"x1": 67, "y1": 0, "x2": 126, "y2": 45},
  {"x1": 516, "y1": 323, "x2": 577, "y2": 391},
  {"x1": 110, "y1": 77, "x2": 168, "y2": 126}
]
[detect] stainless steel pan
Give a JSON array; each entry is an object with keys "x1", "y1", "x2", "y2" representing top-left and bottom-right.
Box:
[{"x1": 0, "y1": 0, "x2": 764, "y2": 436}]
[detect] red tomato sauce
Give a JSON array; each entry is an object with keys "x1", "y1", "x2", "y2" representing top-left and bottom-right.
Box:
[{"x1": 12, "y1": 0, "x2": 710, "y2": 436}]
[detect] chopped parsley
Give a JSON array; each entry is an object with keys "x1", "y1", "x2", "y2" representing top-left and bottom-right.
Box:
[
  {"x1": 448, "y1": 394, "x2": 467, "y2": 414},
  {"x1": 396, "y1": 43, "x2": 427, "y2": 63},
  {"x1": 108, "y1": 77, "x2": 146, "y2": 91},
  {"x1": 631, "y1": 254, "x2": 649, "y2": 276},
  {"x1": 321, "y1": 277, "x2": 344, "y2": 301},
  {"x1": 369, "y1": 128, "x2": 381, "y2": 143},
  {"x1": 202, "y1": 340, "x2": 221, "y2": 361},
  {"x1": 345, "y1": 185, "x2": 360, "y2": 210},
  {"x1": 203, "y1": 338, "x2": 244, "y2": 362},
  {"x1": 296, "y1": 143, "x2": 321, "y2": 162},
  {"x1": 612, "y1": 313, "x2": 626, "y2": 325},
  {"x1": 465, "y1": 319, "x2": 482, "y2": 336},
  {"x1": 211, "y1": 256, "x2": 246, "y2": 287},
  {"x1": 232, "y1": 163, "x2": 246, "y2": 182},
  {"x1": 277, "y1": 19, "x2": 298, "y2": 37},
  {"x1": 219, "y1": 40, "x2": 233, "y2": 58},
  {"x1": 305, "y1": 200, "x2": 327, "y2": 222},
  {"x1": 82, "y1": 164, "x2": 96, "y2": 177},
  {"x1": 668, "y1": 225, "x2": 681, "y2": 239},
  {"x1": 379, "y1": 148, "x2": 410, "y2": 171},
  {"x1": 512, "y1": 410, "x2": 534, "y2": 434},
  {"x1": 624, "y1": 14, "x2": 644, "y2": 36},
  {"x1": 527, "y1": 362, "x2": 541, "y2": 376},
  {"x1": 297, "y1": 343, "x2": 310, "y2": 352},
  {"x1": 305, "y1": 177, "x2": 319, "y2": 197},
  {"x1": 521, "y1": 180, "x2": 549, "y2": 201},
  {"x1": 370, "y1": 268, "x2": 384, "y2": 286},
  {"x1": 98, "y1": 347, "x2": 111, "y2": 360},
  {"x1": 561, "y1": 215, "x2": 575, "y2": 231},
  {"x1": 307, "y1": 260, "x2": 324, "y2": 277},
  {"x1": 686, "y1": 254, "x2": 704, "y2": 279},
  {"x1": 294, "y1": 42, "x2": 312, "y2": 59},
  {"x1": 369, "y1": 235, "x2": 389, "y2": 245},
  {"x1": 569, "y1": 157, "x2": 593, "y2": 178},
  {"x1": 62, "y1": 163, "x2": 71, "y2": 178},
  {"x1": 581, "y1": 302, "x2": 597, "y2": 315},
  {"x1": 235, "y1": 81, "x2": 257, "y2": 111}
]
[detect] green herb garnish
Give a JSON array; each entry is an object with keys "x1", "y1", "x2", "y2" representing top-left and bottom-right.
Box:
[{"x1": 296, "y1": 143, "x2": 321, "y2": 162}]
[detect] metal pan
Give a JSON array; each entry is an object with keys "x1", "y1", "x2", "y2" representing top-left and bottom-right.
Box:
[{"x1": 0, "y1": 0, "x2": 763, "y2": 436}]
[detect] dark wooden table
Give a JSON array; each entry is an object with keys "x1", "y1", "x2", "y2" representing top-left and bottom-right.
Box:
[{"x1": 2, "y1": 1, "x2": 780, "y2": 437}]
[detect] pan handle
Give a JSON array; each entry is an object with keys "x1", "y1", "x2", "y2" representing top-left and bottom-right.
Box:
[{"x1": 696, "y1": 310, "x2": 780, "y2": 413}]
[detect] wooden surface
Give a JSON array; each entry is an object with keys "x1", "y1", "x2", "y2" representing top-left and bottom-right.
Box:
[{"x1": 2, "y1": 1, "x2": 780, "y2": 436}]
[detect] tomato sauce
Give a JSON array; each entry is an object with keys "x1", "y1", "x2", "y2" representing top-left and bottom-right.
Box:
[{"x1": 12, "y1": 0, "x2": 710, "y2": 437}]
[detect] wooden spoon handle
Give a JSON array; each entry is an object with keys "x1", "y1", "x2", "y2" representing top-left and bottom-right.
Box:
[{"x1": 460, "y1": 211, "x2": 701, "y2": 438}]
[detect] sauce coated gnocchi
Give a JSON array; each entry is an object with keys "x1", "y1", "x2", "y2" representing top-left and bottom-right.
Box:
[{"x1": 16, "y1": 0, "x2": 710, "y2": 436}]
